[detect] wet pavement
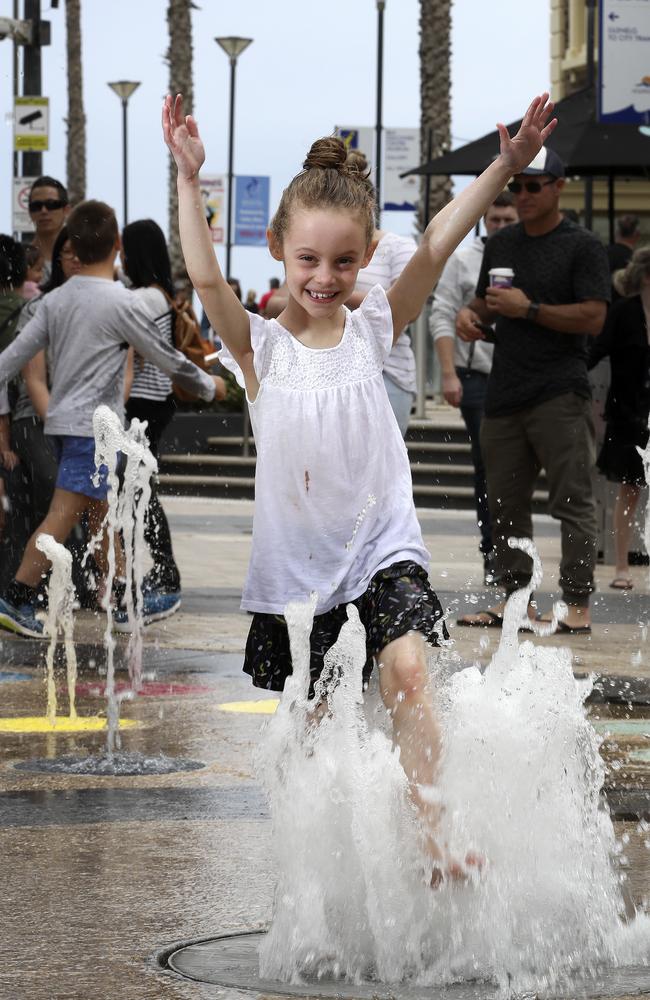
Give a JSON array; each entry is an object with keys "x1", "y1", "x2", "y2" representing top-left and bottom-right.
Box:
[{"x1": 1, "y1": 497, "x2": 649, "y2": 999}]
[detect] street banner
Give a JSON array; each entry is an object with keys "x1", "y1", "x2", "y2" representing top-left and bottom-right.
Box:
[
  {"x1": 234, "y1": 175, "x2": 270, "y2": 246},
  {"x1": 383, "y1": 128, "x2": 419, "y2": 211},
  {"x1": 335, "y1": 125, "x2": 419, "y2": 211},
  {"x1": 13, "y1": 177, "x2": 35, "y2": 235},
  {"x1": 599, "y1": 0, "x2": 650, "y2": 123},
  {"x1": 14, "y1": 96, "x2": 49, "y2": 151},
  {"x1": 200, "y1": 174, "x2": 226, "y2": 244},
  {"x1": 335, "y1": 126, "x2": 375, "y2": 163}
]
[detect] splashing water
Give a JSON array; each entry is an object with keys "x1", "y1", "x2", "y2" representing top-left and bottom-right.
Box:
[
  {"x1": 257, "y1": 540, "x2": 649, "y2": 992},
  {"x1": 91, "y1": 405, "x2": 157, "y2": 754},
  {"x1": 35, "y1": 533, "x2": 78, "y2": 725}
]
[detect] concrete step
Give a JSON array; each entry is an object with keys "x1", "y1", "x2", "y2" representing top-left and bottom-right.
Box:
[
  {"x1": 206, "y1": 435, "x2": 257, "y2": 455},
  {"x1": 407, "y1": 440, "x2": 471, "y2": 455},
  {"x1": 159, "y1": 473, "x2": 255, "y2": 500},
  {"x1": 161, "y1": 454, "x2": 257, "y2": 477}
]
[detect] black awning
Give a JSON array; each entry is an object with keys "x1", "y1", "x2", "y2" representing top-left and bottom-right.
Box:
[{"x1": 405, "y1": 89, "x2": 650, "y2": 178}]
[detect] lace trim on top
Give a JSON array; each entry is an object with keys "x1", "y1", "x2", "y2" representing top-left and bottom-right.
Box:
[{"x1": 219, "y1": 284, "x2": 392, "y2": 392}]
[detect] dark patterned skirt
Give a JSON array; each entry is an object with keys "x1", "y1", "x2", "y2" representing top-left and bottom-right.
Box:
[{"x1": 243, "y1": 560, "x2": 448, "y2": 696}]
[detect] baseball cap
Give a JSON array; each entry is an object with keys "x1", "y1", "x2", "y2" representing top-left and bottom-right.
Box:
[{"x1": 520, "y1": 146, "x2": 565, "y2": 179}]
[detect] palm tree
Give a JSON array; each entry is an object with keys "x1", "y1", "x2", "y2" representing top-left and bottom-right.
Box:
[
  {"x1": 65, "y1": 0, "x2": 86, "y2": 205},
  {"x1": 166, "y1": 0, "x2": 195, "y2": 292},
  {"x1": 418, "y1": 0, "x2": 452, "y2": 229}
]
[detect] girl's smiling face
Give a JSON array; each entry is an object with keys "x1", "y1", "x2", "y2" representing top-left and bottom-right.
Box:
[{"x1": 270, "y1": 207, "x2": 371, "y2": 318}]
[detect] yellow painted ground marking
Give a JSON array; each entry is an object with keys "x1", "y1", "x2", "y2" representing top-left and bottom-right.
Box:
[
  {"x1": 0, "y1": 716, "x2": 139, "y2": 733},
  {"x1": 218, "y1": 699, "x2": 279, "y2": 715}
]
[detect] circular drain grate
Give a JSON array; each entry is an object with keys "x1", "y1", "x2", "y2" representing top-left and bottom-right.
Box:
[
  {"x1": 163, "y1": 930, "x2": 650, "y2": 999},
  {"x1": 14, "y1": 751, "x2": 204, "y2": 776}
]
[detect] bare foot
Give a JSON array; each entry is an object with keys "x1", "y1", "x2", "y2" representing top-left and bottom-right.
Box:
[
  {"x1": 431, "y1": 851, "x2": 484, "y2": 888},
  {"x1": 457, "y1": 601, "x2": 537, "y2": 628},
  {"x1": 539, "y1": 604, "x2": 591, "y2": 633}
]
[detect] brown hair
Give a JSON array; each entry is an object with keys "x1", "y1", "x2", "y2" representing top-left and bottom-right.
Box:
[
  {"x1": 67, "y1": 200, "x2": 118, "y2": 264},
  {"x1": 616, "y1": 214, "x2": 640, "y2": 240},
  {"x1": 613, "y1": 245, "x2": 650, "y2": 297},
  {"x1": 269, "y1": 137, "x2": 376, "y2": 248},
  {"x1": 491, "y1": 191, "x2": 515, "y2": 209},
  {"x1": 24, "y1": 244, "x2": 43, "y2": 268}
]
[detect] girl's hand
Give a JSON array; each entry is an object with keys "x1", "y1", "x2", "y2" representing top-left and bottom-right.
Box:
[
  {"x1": 0, "y1": 449, "x2": 19, "y2": 471},
  {"x1": 162, "y1": 93, "x2": 205, "y2": 180},
  {"x1": 497, "y1": 94, "x2": 557, "y2": 176}
]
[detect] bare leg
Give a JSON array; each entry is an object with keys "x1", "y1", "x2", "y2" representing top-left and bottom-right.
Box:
[
  {"x1": 378, "y1": 631, "x2": 482, "y2": 883},
  {"x1": 613, "y1": 483, "x2": 641, "y2": 580},
  {"x1": 377, "y1": 632, "x2": 444, "y2": 866},
  {"x1": 15, "y1": 488, "x2": 91, "y2": 587},
  {"x1": 86, "y1": 499, "x2": 125, "y2": 580}
]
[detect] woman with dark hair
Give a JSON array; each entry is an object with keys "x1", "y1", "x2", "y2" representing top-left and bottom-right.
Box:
[
  {"x1": 120, "y1": 218, "x2": 183, "y2": 607},
  {"x1": 589, "y1": 246, "x2": 650, "y2": 590}
]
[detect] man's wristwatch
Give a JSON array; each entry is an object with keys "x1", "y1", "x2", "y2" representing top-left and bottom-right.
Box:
[{"x1": 526, "y1": 301, "x2": 540, "y2": 323}]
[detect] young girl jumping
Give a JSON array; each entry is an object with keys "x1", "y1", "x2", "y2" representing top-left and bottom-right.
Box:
[{"x1": 163, "y1": 92, "x2": 556, "y2": 879}]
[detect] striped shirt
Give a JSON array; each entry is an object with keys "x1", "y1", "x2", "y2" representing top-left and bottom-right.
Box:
[
  {"x1": 354, "y1": 230, "x2": 418, "y2": 393},
  {"x1": 130, "y1": 287, "x2": 174, "y2": 402}
]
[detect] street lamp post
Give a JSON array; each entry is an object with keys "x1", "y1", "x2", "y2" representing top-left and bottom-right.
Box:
[
  {"x1": 375, "y1": 1, "x2": 386, "y2": 219},
  {"x1": 108, "y1": 80, "x2": 140, "y2": 225},
  {"x1": 215, "y1": 36, "x2": 252, "y2": 279}
]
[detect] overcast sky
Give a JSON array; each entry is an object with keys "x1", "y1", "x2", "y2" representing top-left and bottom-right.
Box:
[{"x1": 0, "y1": 0, "x2": 549, "y2": 294}]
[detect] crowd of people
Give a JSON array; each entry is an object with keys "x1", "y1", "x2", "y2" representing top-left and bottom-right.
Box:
[
  {"x1": 0, "y1": 176, "x2": 225, "y2": 637},
  {"x1": 0, "y1": 137, "x2": 648, "y2": 650}
]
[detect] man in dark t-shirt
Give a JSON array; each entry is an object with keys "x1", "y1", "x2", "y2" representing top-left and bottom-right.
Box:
[{"x1": 456, "y1": 147, "x2": 610, "y2": 632}]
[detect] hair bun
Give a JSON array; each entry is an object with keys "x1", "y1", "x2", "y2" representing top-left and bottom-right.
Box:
[
  {"x1": 303, "y1": 137, "x2": 347, "y2": 172},
  {"x1": 345, "y1": 149, "x2": 370, "y2": 176}
]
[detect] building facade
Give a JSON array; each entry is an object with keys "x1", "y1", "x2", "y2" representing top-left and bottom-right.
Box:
[{"x1": 550, "y1": 0, "x2": 650, "y2": 230}]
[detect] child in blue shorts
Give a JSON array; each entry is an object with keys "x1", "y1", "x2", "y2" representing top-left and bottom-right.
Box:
[{"x1": 0, "y1": 199, "x2": 224, "y2": 637}]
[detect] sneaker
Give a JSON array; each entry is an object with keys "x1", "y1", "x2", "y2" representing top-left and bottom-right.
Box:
[
  {"x1": 0, "y1": 597, "x2": 44, "y2": 638},
  {"x1": 113, "y1": 588, "x2": 181, "y2": 633},
  {"x1": 141, "y1": 569, "x2": 181, "y2": 594}
]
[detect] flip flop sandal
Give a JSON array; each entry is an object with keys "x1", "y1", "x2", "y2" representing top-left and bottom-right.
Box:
[
  {"x1": 555, "y1": 620, "x2": 592, "y2": 635},
  {"x1": 609, "y1": 577, "x2": 634, "y2": 590},
  {"x1": 456, "y1": 610, "x2": 503, "y2": 628}
]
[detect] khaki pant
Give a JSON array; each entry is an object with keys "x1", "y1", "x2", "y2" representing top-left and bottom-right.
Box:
[{"x1": 480, "y1": 392, "x2": 597, "y2": 607}]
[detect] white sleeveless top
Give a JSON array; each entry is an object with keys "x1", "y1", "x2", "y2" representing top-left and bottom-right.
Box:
[{"x1": 219, "y1": 285, "x2": 429, "y2": 615}]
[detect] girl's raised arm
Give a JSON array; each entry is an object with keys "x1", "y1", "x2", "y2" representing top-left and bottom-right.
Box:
[
  {"x1": 162, "y1": 95, "x2": 252, "y2": 367},
  {"x1": 387, "y1": 94, "x2": 557, "y2": 341}
]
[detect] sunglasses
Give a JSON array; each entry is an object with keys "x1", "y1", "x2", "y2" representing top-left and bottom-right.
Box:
[
  {"x1": 29, "y1": 198, "x2": 67, "y2": 212},
  {"x1": 507, "y1": 179, "x2": 556, "y2": 195}
]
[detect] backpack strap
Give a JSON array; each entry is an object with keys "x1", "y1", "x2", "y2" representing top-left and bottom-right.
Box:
[{"x1": 0, "y1": 301, "x2": 28, "y2": 338}]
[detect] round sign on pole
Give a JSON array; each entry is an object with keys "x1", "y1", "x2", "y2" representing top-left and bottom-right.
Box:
[{"x1": 13, "y1": 177, "x2": 35, "y2": 235}]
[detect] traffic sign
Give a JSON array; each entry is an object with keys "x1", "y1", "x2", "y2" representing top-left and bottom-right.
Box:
[
  {"x1": 14, "y1": 96, "x2": 49, "y2": 151},
  {"x1": 13, "y1": 176, "x2": 35, "y2": 235}
]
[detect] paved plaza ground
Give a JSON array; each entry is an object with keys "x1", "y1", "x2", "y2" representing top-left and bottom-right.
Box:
[{"x1": 0, "y1": 496, "x2": 649, "y2": 999}]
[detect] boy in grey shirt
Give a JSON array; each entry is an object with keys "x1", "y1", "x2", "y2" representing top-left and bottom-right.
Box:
[{"x1": 0, "y1": 199, "x2": 224, "y2": 637}]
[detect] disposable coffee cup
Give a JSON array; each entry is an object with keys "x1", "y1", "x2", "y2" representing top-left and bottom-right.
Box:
[{"x1": 489, "y1": 267, "x2": 514, "y2": 288}]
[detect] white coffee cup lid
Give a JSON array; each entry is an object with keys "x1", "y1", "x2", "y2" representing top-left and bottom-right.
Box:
[{"x1": 489, "y1": 267, "x2": 514, "y2": 276}]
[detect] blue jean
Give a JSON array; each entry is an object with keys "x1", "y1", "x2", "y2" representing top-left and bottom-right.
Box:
[
  {"x1": 383, "y1": 373, "x2": 414, "y2": 438},
  {"x1": 457, "y1": 367, "x2": 492, "y2": 556}
]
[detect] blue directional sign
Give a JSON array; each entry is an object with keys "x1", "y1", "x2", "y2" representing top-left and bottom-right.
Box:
[
  {"x1": 234, "y1": 175, "x2": 270, "y2": 247},
  {"x1": 599, "y1": 0, "x2": 650, "y2": 123}
]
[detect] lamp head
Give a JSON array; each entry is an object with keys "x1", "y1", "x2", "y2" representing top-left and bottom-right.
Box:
[
  {"x1": 215, "y1": 36, "x2": 253, "y2": 60},
  {"x1": 108, "y1": 81, "x2": 141, "y2": 102}
]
